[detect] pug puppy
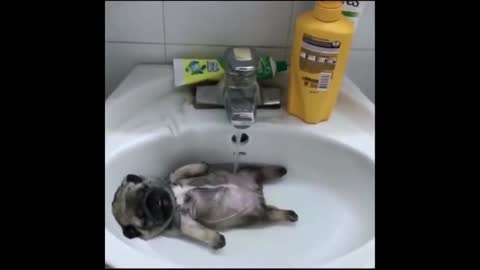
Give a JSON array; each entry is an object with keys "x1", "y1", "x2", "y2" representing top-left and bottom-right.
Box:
[{"x1": 111, "y1": 162, "x2": 298, "y2": 249}]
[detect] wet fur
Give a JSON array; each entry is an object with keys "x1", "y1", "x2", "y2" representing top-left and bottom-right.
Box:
[{"x1": 111, "y1": 163, "x2": 298, "y2": 249}]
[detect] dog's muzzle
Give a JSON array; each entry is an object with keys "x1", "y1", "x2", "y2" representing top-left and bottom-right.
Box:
[{"x1": 143, "y1": 187, "x2": 175, "y2": 227}]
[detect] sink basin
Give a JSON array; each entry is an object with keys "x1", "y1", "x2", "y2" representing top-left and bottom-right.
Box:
[{"x1": 105, "y1": 65, "x2": 375, "y2": 268}]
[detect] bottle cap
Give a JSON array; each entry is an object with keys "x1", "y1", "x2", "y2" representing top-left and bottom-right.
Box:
[
  {"x1": 317, "y1": 1, "x2": 342, "y2": 9},
  {"x1": 314, "y1": 1, "x2": 343, "y2": 21},
  {"x1": 275, "y1": 61, "x2": 288, "y2": 72}
]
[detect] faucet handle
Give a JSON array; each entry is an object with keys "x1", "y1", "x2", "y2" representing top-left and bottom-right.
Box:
[{"x1": 224, "y1": 47, "x2": 259, "y2": 75}]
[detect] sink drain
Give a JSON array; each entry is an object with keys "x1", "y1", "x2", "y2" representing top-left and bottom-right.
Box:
[{"x1": 231, "y1": 133, "x2": 249, "y2": 145}]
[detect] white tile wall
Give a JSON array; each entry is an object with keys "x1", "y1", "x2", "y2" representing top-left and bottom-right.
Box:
[
  {"x1": 165, "y1": 45, "x2": 286, "y2": 63},
  {"x1": 105, "y1": 1, "x2": 375, "y2": 102},
  {"x1": 105, "y1": 43, "x2": 165, "y2": 98},
  {"x1": 105, "y1": 1, "x2": 164, "y2": 43},
  {"x1": 164, "y1": 1, "x2": 291, "y2": 47},
  {"x1": 347, "y1": 50, "x2": 375, "y2": 102},
  {"x1": 351, "y1": 2, "x2": 375, "y2": 50}
]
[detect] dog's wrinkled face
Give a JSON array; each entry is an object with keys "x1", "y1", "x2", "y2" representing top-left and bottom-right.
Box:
[{"x1": 111, "y1": 174, "x2": 174, "y2": 239}]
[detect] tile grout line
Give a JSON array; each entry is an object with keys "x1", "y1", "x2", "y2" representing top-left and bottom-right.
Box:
[
  {"x1": 105, "y1": 41, "x2": 292, "y2": 49},
  {"x1": 105, "y1": 40, "x2": 374, "y2": 51},
  {"x1": 162, "y1": 1, "x2": 167, "y2": 61},
  {"x1": 283, "y1": 1, "x2": 295, "y2": 61}
]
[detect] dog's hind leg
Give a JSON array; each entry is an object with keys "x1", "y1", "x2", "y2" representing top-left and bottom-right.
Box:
[
  {"x1": 263, "y1": 205, "x2": 298, "y2": 223},
  {"x1": 238, "y1": 165, "x2": 287, "y2": 185}
]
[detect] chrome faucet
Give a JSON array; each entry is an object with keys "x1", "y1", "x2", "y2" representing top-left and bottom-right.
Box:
[
  {"x1": 222, "y1": 48, "x2": 259, "y2": 129},
  {"x1": 193, "y1": 47, "x2": 281, "y2": 128}
]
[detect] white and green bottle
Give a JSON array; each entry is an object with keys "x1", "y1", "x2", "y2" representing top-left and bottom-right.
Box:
[{"x1": 342, "y1": 1, "x2": 367, "y2": 30}]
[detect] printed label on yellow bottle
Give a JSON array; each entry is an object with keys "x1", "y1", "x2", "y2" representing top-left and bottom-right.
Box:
[{"x1": 299, "y1": 34, "x2": 340, "y2": 92}]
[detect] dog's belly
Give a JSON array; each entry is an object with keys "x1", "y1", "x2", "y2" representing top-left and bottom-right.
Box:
[{"x1": 176, "y1": 184, "x2": 264, "y2": 229}]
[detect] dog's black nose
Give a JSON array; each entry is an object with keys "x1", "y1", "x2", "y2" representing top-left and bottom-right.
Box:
[
  {"x1": 126, "y1": 174, "x2": 143, "y2": 184},
  {"x1": 122, "y1": 225, "x2": 141, "y2": 239}
]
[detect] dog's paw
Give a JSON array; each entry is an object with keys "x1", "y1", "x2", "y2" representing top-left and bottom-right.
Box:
[
  {"x1": 260, "y1": 166, "x2": 287, "y2": 181},
  {"x1": 277, "y1": 167, "x2": 287, "y2": 177},
  {"x1": 286, "y1": 210, "x2": 298, "y2": 222},
  {"x1": 211, "y1": 233, "x2": 226, "y2": 250}
]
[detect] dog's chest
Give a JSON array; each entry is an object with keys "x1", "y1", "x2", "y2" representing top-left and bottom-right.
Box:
[
  {"x1": 171, "y1": 182, "x2": 262, "y2": 219},
  {"x1": 172, "y1": 183, "x2": 236, "y2": 205},
  {"x1": 171, "y1": 184, "x2": 200, "y2": 205}
]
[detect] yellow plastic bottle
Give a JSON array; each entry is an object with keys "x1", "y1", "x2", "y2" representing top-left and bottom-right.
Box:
[{"x1": 287, "y1": 1, "x2": 354, "y2": 124}]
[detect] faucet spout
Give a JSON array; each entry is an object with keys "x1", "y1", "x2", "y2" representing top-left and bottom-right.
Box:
[
  {"x1": 224, "y1": 85, "x2": 258, "y2": 129},
  {"x1": 222, "y1": 47, "x2": 260, "y2": 129}
]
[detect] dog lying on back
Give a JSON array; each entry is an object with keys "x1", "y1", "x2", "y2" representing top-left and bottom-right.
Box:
[{"x1": 111, "y1": 162, "x2": 298, "y2": 249}]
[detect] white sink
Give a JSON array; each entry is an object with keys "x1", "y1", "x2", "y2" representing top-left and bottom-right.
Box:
[{"x1": 105, "y1": 65, "x2": 375, "y2": 268}]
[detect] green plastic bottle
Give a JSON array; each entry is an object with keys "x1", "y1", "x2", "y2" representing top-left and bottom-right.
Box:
[
  {"x1": 218, "y1": 56, "x2": 288, "y2": 80},
  {"x1": 256, "y1": 56, "x2": 288, "y2": 80}
]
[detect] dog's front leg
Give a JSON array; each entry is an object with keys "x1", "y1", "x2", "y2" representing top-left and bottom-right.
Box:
[
  {"x1": 179, "y1": 212, "x2": 226, "y2": 249},
  {"x1": 169, "y1": 163, "x2": 209, "y2": 183}
]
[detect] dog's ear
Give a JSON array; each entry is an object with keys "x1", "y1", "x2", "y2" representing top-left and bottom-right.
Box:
[
  {"x1": 122, "y1": 225, "x2": 142, "y2": 239},
  {"x1": 126, "y1": 174, "x2": 143, "y2": 184}
]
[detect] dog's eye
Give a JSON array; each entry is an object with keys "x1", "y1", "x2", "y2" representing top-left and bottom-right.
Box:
[{"x1": 126, "y1": 174, "x2": 143, "y2": 184}]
